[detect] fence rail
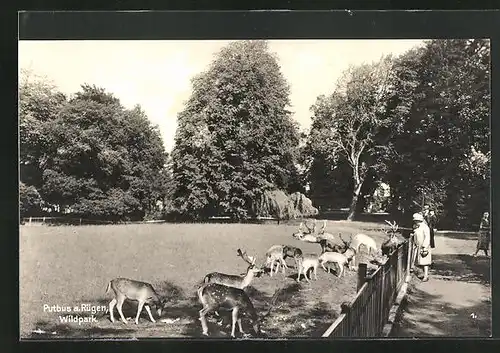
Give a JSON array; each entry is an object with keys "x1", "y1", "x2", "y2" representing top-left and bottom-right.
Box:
[{"x1": 322, "y1": 239, "x2": 410, "y2": 338}]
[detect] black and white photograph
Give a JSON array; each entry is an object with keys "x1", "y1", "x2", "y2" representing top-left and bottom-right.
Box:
[{"x1": 19, "y1": 37, "x2": 491, "y2": 339}]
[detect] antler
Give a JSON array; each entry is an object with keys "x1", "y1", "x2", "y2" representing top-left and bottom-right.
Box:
[
  {"x1": 384, "y1": 220, "x2": 399, "y2": 233},
  {"x1": 338, "y1": 232, "x2": 350, "y2": 246},
  {"x1": 237, "y1": 249, "x2": 256, "y2": 266}
]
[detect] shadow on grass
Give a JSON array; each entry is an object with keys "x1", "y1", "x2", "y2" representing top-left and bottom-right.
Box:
[
  {"x1": 431, "y1": 254, "x2": 490, "y2": 285},
  {"x1": 392, "y1": 284, "x2": 491, "y2": 337}
]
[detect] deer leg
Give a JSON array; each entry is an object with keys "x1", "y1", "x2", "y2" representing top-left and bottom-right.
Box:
[
  {"x1": 231, "y1": 307, "x2": 239, "y2": 338},
  {"x1": 314, "y1": 265, "x2": 318, "y2": 280},
  {"x1": 237, "y1": 318, "x2": 246, "y2": 335},
  {"x1": 116, "y1": 295, "x2": 128, "y2": 324},
  {"x1": 305, "y1": 267, "x2": 311, "y2": 283},
  {"x1": 320, "y1": 260, "x2": 328, "y2": 272},
  {"x1": 135, "y1": 300, "x2": 145, "y2": 324},
  {"x1": 199, "y1": 306, "x2": 211, "y2": 336},
  {"x1": 280, "y1": 258, "x2": 287, "y2": 274},
  {"x1": 145, "y1": 304, "x2": 156, "y2": 323},
  {"x1": 297, "y1": 265, "x2": 302, "y2": 282},
  {"x1": 109, "y1": 298, "x2": 117, "y2": 323}
]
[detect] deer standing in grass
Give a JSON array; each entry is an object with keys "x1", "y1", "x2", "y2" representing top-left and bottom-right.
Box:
[
  {"x1": 348, "y1": 233, "x2": 379, "y2": 257},
  {"x1": 296, "y1": 254, "x2": 320, "y2": 283},
  {"x1": 318, "y1": 246, "x2": 357, "y2": 277},
  {"x1": 198, "y1": 284, "x2": 281, "y2": 338},
  {"x1": 106, "y1": 278, "x2": 166, "y2": 325},
  {"x1": 264, "y1": 245, "x2": 288, "y2": 276}
]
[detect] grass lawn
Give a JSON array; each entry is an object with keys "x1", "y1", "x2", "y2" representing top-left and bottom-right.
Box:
[{"x1": 20, "y1": 220, "x2": 390, "y2": 339}]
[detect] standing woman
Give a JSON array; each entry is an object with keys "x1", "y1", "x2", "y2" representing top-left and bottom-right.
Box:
[
  {"x1": 422, "y1": 204, "x2": 436, "y2": 249},
  {"x1": 412, "y1": 212, "x2": 432, "y2": 282},
  {"x1": 473, "y1": 211, "x2": 490, "y2": 257}
]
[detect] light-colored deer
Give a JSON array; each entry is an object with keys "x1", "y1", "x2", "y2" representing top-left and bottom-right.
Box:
[
  {"x1": 264, "y1": 245, "x2": 288, "y2": 276},
  {"x1": 318, "y1": 247, "x2": 357, "y2": 277},
  {"x1": 203, "y1": 249, "x2": 264, "y2": 289},
  {"x1": 296, "y1": 254, "x2": 320, "y2": 283},
  {"x1": 198, "y1": 283, "x2": 281, "y2": 338},
  {"x1": 106, "y1": 278, "x2": 166, "y2": 325},
  {"x1": 348, "y1": 233, "x2": 379, "y2": 257}
]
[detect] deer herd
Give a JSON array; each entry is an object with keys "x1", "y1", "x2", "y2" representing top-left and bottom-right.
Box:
[{"x1": 104, "y1": 219, "x2": 403, "y2": 338}]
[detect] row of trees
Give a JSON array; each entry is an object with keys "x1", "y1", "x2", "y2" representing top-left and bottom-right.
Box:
[
  {"x1": 305, "y1": 39, "x2": 490, "y2": 228},
  {"x1": 20, "y1": 39, "x2": 490, "y2": 229}
]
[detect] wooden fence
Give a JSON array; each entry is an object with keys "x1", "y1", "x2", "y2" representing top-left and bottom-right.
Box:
[{"x1": 322, "y1": 238, "x2": 411, "y2": 337}]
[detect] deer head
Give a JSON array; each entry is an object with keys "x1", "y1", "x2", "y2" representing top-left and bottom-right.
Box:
[
  {"x1": 237, "y1": 249, "x2": 264, "y2": 277},
  {"x1": 384, "y1": 220, "x2": 399, "y2": 240}
]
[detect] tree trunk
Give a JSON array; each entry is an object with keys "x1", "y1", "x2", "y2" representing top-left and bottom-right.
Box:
[{"x1": 347, "y1": 182, "x2": 363, "y2": 221}]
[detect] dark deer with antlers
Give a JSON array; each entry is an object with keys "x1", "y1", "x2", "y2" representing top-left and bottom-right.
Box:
[
  {"x1": 381, "y1": 220, "x2": 402, "y2": 256},
  {"x1": 198, "y1": 284, "x2": 281, "y2": 338}
]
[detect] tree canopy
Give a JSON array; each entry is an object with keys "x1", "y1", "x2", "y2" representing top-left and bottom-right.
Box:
[
  {"x1": 170, "y1": 40, "x2": 301, "y2": 220},
  {"x1": 20, "y1": 74, "x2": 169, "y2": 221}
]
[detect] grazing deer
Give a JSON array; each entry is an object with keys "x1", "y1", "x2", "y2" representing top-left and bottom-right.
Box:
[
  {"x1": 106, "y1": 278, "x2": 166, "y2": 325},
  {"x1": 349, "y1": 233, "x2": 379, "y2": 257},
  {"x1": 282, "y1": 245, "x2": 303, "y2": 269},
  {"x1": 264, "y1": 245, "x2": 288, "y2": 276},
  {"x1": 318, "y1": 247, "x2": 357, "y2": 277},
  {"x1": 381, "y1": 220, "x2": 402, "y2": 256},
  {"x1": 198, "y1": 283, "x2": 281, "y2": 338},
  {"x1": 296, "y1": 254, "x2": 320, "y2": 283}
]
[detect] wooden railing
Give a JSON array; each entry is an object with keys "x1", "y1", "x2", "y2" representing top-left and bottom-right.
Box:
[{"x1": 322, "y1": 239, "x2": 411, "y2": 337}]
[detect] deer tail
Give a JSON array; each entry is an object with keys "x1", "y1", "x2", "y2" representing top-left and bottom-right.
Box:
[{"x1": 105, "y1": 281, "x2": 111, "y2": 294}]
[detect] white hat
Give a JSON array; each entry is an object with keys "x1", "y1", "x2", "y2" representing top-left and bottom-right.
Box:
[{"x1": 413, "y1": 213, "x2": 424, "y2": 222}]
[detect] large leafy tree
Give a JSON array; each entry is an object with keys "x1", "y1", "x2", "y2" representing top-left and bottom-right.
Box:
[
  {"x1": 19, "y1": 69, "x2": 67, "y2": 189},
  {"x1": 387, "y1": 39, "x2": 490, "y2": 229},
  {"x1": 171, "y1": 40, "x2": 300, "y2": 220},
  {"x1": 306, "y1": 56, "x2": 400, "y2": 220}
]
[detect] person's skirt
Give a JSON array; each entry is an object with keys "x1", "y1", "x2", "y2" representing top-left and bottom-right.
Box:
[
  {"x1": 477, "y1": 230, "x2": 490, "y2": 250},
  {"x1": 416, "y1": 246, "x2": 432, "y2": 266}
]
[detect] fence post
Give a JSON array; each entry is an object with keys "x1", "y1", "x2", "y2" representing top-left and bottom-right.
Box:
[
  {"x1": 380, "y1": 259, "x2": 387, "y2": 333},
  {"x1": 29, "y1": 217, "x2": 32, "y2": 226},
  {"x1": 357, "y1": 263, "x2": 368, "y2": 292},
  {"x1": 80, "y1": 218, "x2": 82, "y2": 226}
]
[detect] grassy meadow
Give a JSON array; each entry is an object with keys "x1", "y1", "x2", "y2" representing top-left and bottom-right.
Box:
[{"x1": 20, "y1": 220, "x2": 390, "y2": 339}]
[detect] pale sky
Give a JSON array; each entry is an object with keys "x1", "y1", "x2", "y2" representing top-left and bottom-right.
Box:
[{"x1": 19, "y1": 40, "x2": 424, "y2": 152}]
